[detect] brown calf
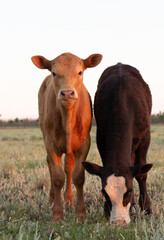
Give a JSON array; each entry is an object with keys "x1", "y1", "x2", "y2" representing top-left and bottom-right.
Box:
[{"x1": 31, "y1": 52, "x2": 102, "y2": 221}]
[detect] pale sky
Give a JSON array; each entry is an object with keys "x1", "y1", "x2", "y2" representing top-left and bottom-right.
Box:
[{"x1": 0, "y1": 0, "x2": 164, "y2": 119}]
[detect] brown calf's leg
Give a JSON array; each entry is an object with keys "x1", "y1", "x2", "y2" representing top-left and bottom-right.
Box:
[
  {"x1": 64, "y1": 153, "x2": 75, "y2": 206},
  {"x1": 72, "y1": 159, "x2": 86, "y2": 221},
  {"x1": 47, "y1": 152, "x2": 65, "y2": 221},
  {"x1": 73, "y1": 135, "x2": 91, "y2": 221}
]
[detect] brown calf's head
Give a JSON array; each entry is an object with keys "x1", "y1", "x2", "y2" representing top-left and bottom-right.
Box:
[
  {"x1": 82, "y1": 161, "x2": 152, "y2": 226},
  {"x1": 31, "y1": 53, "x2": 102, "y2": 107}
]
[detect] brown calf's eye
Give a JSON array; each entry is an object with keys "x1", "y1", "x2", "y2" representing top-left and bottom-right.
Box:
[
  {"x1": 79, "y1": 71, "x2": 83, "y2": 76},
  {"x1": 52, "y1": 72, "x2": 56, "y2": 77}
]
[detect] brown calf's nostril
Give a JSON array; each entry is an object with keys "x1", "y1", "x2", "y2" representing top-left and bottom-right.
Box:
[
  {"x1": 70, "y1": 90, "x2": 74, "y2": 96},
  {"x1": 61, "y1": 91, "x2": 65, "y2": 97}
]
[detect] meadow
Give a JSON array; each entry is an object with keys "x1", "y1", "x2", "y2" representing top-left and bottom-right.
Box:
[{"x1": 0, "y1": 125, "x2": 164, "y2": 240}]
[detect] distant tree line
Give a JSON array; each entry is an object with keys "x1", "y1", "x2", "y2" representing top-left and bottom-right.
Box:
[
  {"x1": 0, "y1": 112, "x2": 164, "y2": 128},
  {"x1": 151, "y1": 111, "x2": 164, "y2": 124},
  {"x1": 0, "y1": 118, "x2": 39, "y2": 128}
]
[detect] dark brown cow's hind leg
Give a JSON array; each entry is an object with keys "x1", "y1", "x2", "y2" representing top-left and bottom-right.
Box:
[{"x1": 135, "y1": 130, "x2": 152, "y2": 214}]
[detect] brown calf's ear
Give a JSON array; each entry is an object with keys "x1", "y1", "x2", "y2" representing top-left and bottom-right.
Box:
[
  {"x1": 82, "y1": 161, "x2": 103, "y2": 177},
  {"x1": 84, "y1": 54, "x2": 103, "y2": 69},
  {"x1": 131, "y1": 163, "x2": 153, "y2": 177},
  {"x1": 31, "y1": 55, "x2": 51, "y2": 71}
]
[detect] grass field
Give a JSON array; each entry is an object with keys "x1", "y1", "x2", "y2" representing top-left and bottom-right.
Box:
[{"x1": 0, "y1": 125, "x2": 164, "y2": 240}]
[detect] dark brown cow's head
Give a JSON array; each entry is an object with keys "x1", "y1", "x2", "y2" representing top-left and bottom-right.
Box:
[
  {"x1": 31, "y1": 53, "x2": 102, "y2": 108},
  {"x1": 83, "y1": 162, "x2": 152, "y2": 225}
]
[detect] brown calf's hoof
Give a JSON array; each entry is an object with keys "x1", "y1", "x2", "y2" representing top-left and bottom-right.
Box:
[
  {"x1": 49, "y1": 192, "x2": 55, "y2": 204},
  {"x1": 64, "y1": 192, "x2": 74, "y2": 207},
  {"x1": 52, "y1": 206, "x2": 63, "y2": 222},
  {"x1": 75, "y1": 206, "x2": 86, "y2": 222},
  {"x1": 76, "y1": 212, "x2": 87, "y2": 222}
]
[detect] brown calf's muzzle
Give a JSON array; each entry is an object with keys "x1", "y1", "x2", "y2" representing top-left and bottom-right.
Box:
[
  {"x1": 58, "y1": 88, "x2": 78, "y2": 107},
  {"x1": 59, "y1": 89, "x2": 76, "y2": 100}
]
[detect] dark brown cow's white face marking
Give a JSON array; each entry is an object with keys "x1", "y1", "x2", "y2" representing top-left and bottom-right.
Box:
[
  {"x1": 103, "y1": 174, "x2": 130, "y2": 225},
  {"x1": 82, "y1": 161, "x2": 153, "y2": 226}
]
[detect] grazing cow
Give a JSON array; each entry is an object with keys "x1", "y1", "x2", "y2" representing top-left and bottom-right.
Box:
[
  {"x1": 31, "y1": 52, "x2": 102, "y2": 221},
  {"x1": 83, "y1": 63, "x2": 153, "y2": 226}
]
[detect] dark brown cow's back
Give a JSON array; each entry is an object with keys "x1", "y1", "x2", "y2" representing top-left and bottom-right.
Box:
[{"x1": 94, "y1": 63, "x2": 152, "y2": 166}]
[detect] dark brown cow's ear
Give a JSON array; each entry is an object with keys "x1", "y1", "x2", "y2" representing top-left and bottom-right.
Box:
[
  {"x1": 130, "y1": 163, "x2": 153, "y2": 177},
  {"x1": 31, "y1": 55, "x2": 51, "y2": 71},
  {"x1": 83, "y1": 54, "x2": 103, "y2": 69},
  {"x1": 82, "y1": 161, "x2": 103, "y2": 177}
]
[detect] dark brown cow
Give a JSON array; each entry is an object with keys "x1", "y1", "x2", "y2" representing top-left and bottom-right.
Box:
[
  {"x1": 31, "y1": 52, "x2": 102, "y2": 221},
  {"x1": 83, "y1": 63, "x2": 153, "y2": 225}
]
